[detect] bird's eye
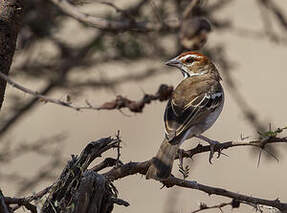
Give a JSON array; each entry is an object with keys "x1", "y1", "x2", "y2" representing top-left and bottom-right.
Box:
[{"x1": 185, "y1": 57, "x2": 194, "y2": 63}]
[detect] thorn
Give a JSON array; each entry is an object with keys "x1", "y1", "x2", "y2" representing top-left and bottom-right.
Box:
[{"x1": 257, "y1": 149, "x2": 263, "y2": 168}]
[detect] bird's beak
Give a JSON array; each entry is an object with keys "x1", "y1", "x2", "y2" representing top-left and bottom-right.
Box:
[{"x1": 165, "y1": 57, "x2": 181, "y2": 68}]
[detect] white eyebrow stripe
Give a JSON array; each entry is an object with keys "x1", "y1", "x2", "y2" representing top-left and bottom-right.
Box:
[{"x1": 180, "y1": 54, "x2": 201, "y2": 61}]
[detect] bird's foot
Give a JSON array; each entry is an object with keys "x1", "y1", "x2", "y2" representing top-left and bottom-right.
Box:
[
  {"x1": 195, "y1": 135, "x2": 226, "y2": 164},
  {"x1": 206, "y1": 140, "x2": 220, "y2": 164}
]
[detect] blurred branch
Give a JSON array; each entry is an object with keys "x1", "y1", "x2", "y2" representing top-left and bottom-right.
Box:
[
  {"x1": 0, "y1": 0, "x2": 24, "y2": 110},
  {"x1": 0, "y1": 33, "x2": 104, "y2": 138},
  {"x1": 49, "y1": 0, "x2": 178, "y2": 32},
  {"x1": 208, "y1": 47, "x2": 266, "y2": 131},
  {"x1": 16, "y1": 154, "x2": 63, "y2": 195},
  {"x1": 0, "y1": 134, "x2": 65, "y2": 162},
  {"x1": 0, "y1": 81, "x2": 57, "y2": 138},
  {"x1": 259, "y1": 0, "x2": 287, "y2": 31}
]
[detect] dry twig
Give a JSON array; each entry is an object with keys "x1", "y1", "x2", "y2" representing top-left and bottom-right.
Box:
[{"x1": 0, "y1": 71, "x2": 173, "y2": 112}]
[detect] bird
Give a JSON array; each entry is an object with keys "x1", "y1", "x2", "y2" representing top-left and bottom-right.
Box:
[
  {"x1": 146, "y1": 51, "x2": 224, "y2": 180},
  {"x1": 180, "y1": 17, "x2": 212, "y2": 50}
]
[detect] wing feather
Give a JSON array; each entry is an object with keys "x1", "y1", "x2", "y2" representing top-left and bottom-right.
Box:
[{"x1": 164, "y1": 91, "x2": 223, "y2": 143}]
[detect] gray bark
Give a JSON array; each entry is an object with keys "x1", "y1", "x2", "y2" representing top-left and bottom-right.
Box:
[{"x1": 0, "y1": 0, "x2": 24, "y2": 110}]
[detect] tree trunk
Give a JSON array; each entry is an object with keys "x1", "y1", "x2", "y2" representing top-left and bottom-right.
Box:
[{"x1": 0, "y1": 0, "x2": 24, "y2": 110}]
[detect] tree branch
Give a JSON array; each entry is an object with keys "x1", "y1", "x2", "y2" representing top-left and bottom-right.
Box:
[
  {"x1": 0, "y1": 71, "x2": 173, "y2": 112},
  {"x1": 3, "y1": 134, "x2": 287, "y2": 212},
  {"x1": 102, "y1": 135, "x2": 287, "y2": 212},
  {"x1": 49, "y1": 0, "x2": 178, "y2": 32},
  {"x1": 4, "y1": 197, "x2": 36, "y2": 213}
]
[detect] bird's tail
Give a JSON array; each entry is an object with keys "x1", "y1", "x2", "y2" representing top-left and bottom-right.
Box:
[{"x1": 146, "y1": 138, "x2": 180, "y2": 180}]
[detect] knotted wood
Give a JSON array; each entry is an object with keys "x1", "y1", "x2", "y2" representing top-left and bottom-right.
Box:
[{"x1": 42, "y1": 137, "x2": 121, "y2": 213}]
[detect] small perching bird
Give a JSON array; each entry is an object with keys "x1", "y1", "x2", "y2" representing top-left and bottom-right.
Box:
[{"x1": 146, "y1": 51, "x2": 224, "y2": 180}]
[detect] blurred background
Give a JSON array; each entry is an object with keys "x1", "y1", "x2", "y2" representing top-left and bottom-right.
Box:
[{"x1": 1, "y1": 0, "x2": 287, "y2": 212}]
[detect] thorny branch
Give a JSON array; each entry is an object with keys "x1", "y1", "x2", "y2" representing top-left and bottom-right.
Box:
[
  {"x1": 0, "y1": 71, "x2": 173, "y2": 112},
  {"x1": 2, "y1": 132, "x2": 287, "y2": 212},
  {"x1": 191, "y1": 201, "x2": 234, "y2": 213}
]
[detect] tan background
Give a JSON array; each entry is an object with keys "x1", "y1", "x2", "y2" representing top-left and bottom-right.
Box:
[{"x1": 1, "y1": 0, "x2": 287, "y2": 212}]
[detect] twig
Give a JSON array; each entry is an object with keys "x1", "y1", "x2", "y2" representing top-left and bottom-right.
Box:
[
  {"x1": 102, "y1": 135, "x2": 287, "y2": 211},
  {"x1": 9, "y1": 185, "x2": 53, "y2": 212},
  {"x1": 210, "y1": 47, "x2": 266, "y2": 131},
  {"x1": 41, "y1": 137, "x2": 121, "y2": 212},
  {"x1": 4, "y1": 197, "x2": 37, "y2": 213},
  {"x1": 0, "y1": 71, "x2": 83, "y2": 111},
  {"x1": 182, "y1": 0, "x2": 199, "y2": 19},
  {"x1": 0, "y1": 71, "x2": 173, "y2": 112},
  {"x1": 103, "y1": 157, "x2": 287, "y2": 212},
  {"x1": 259, "y1": 0, "x2": 287, "y2": 31},
  {"x1": 99, "y1": 1, "x2": 134, "y2": 20},
  {"x1": 49, "y1": 0, "x2": 177, "y2": 32},
  {"x1": 191, "y1": 201, "x2": 232, "y2": 213},
  {"x1": 115, "y1": 130, "x2": 121, "y2": 167},
  {"x1": 91, "y1": 158, "x2": 121, "y2": 172},
  {"x1": 5, "y1": 133, "x2": 287, "y2": 212},
  {"x1": 178, "y1": 136, "x2": 287, "y2": 161},
  {"x1": 103, "y1": 135, "x2": 287, "y2": 181},
  {"x1": 110, "y1": 197, "x2": 130, "y2": 207},
  {"x1": 0, "y1": 33, "x2": 106, "y2": 138}
]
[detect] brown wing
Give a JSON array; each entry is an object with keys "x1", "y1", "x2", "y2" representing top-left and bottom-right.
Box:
[{"x1": 164, "y1": 77, "x2": 223, "y2": 144}]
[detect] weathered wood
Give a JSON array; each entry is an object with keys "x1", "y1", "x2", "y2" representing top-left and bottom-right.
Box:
[{"x1": 42, "y1": 137, "x2": 120, "y2": 213}]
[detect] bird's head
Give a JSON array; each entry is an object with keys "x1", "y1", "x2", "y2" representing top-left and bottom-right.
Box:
[{"x1": 165, "y1": 51, "x2": 218, "y2": 79}]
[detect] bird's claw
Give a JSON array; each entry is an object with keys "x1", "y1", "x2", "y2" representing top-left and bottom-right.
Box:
[{"x1": 208, "y1": 140, "x2": 220, "y2": 164}]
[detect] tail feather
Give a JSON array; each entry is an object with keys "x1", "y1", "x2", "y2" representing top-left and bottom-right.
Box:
[{"x1": 146, "y1": 138, "x2": 179, "y2": 180}]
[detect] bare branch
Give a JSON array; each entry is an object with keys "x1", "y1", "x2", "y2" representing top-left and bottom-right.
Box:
[
  {"x1": 103, "y1": 158, "x2": 287, "y2": 212},
  {"x1": 259, "y1": 0, "x2": 287, "y2": 31},
  {"x1": 49, "y1": 0, "x2": 178, "y2": 32},
  {"x1": 4, "y1": 197, "x2": 37, "y2": 213},
  {"x1": 0, "y1": 71, "x2": 173, "y2": 112},
  {"x1": 179, "y1": 136, "x2": 287, "y2": 160},
  {"x1": 191, "y1": 201, "x2": 232, "y2": 213},
  {"x1": 3, "y1": 134, "x2": 287, "y2": 212},
  {"x1": 102, "y1": 135, "x2": 287, "y2": 211}
]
